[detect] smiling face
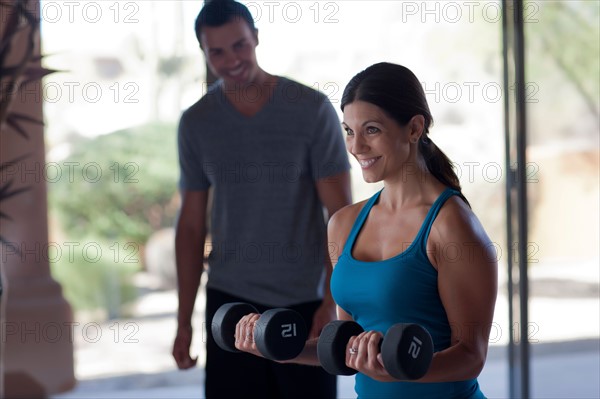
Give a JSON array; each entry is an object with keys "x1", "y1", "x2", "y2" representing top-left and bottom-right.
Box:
[
  {"x1": 200, "y1": 18, "x2": 263, "y2": 89},
  {"x1": 342, "y1": 101, "x2": 423, "y2": 184}
]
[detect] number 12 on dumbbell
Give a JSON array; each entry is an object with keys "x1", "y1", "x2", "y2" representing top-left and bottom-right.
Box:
[
  {"x1": 408, "y1": 335, "x2": 423, "y2": 359},
  {"x1": 281, "y1": 323, "x2": 297, "y2": 338},
  {"x1": 211, "y1": 302, "x2": 308, "y2": 361},
  {"x1": 317, "y1": 320, "x2": 434, "y2": 380}
]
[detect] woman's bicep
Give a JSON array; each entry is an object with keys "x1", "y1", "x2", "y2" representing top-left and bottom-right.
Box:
[{"x1": 437, "y1": 215, "x2": 498, "y2": 358}]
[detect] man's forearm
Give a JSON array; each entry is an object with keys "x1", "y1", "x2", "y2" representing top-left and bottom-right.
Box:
[{"x1": 175, "y1": 228, "x2": 205, "y2": 328}]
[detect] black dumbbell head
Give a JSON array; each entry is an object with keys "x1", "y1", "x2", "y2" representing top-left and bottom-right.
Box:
[
  {"x1": 254, "y1": 308, "x2": 308, "y2": 361},
  {"x1": 381, "y1": 323, "x2": 434, "y2": 380},
  {"x1": 317, "y1": 320, "x2": 364, "y2": 376},
  {"x1": 211, "y1": 302, "x2": 259, "y2": 353}
]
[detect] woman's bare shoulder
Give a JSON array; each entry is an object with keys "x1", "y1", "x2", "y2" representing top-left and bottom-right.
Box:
[
  {"x1": 328, "y1": 199, "x2": 368, "y2": 245},
  {"x1": 434, "y1": 195, "x2": 491, "y2": 246}
]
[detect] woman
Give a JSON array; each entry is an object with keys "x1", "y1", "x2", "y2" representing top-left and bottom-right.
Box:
[{"x1": 235, "y1": 62, "x2": 498, "y2": 398}]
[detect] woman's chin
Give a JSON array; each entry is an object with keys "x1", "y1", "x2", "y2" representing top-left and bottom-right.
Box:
[{"x1": 361, "y1": 173, "x2": 381, "y2": 184}]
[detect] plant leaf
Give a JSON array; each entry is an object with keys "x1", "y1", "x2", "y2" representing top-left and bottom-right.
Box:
[
  {"x1": 5, "y1": 115, "x2": 29, "y2": 139},
  {"x1": 0, "y1": 65, "x2": 21, "y2": 75},
  {"x1": 4, "y1": 112, "x2": 46, "y2": 139},
  {"x1": 0, "y1": 24, "x2": 28, "y2": 62},
  {"x1": 8, "y1": 112, "x2": 44, "y2": 125},
  {"x1": 28, "y1": 52, "x2": 60, "y2": 63},
  {"x1": 21, "y1": 68, "x2": 62, "y2": 87},
  {"x1": 0, "y1": 153, "x2": 30, "y2": 173},
  {"x1": 0, "y1": 210, "x2": 12, "y2": 221},
  {"x1": 23, "y1": 65, "x2": 60, "y2": 79},
  {"x1": 0, "y1": 180, "x2": 30, "y2": 202}
]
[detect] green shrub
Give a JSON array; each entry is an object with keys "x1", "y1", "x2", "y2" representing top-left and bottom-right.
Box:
[
  {"x1": 48, "y1": 122, "x2": 179, "y2": 244},
  {"x1": 48, "y1": 122, "x2": 179, "y2": 314},
  {"x1": 50, "y1": 238, "x2": 140, "y2": 318}
]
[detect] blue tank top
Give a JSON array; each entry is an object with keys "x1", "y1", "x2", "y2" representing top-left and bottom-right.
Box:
[{"x1": 331, "y1": 188, "x2": 485, "y2": 399}]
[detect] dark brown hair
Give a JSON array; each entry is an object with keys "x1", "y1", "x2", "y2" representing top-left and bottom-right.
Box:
[
  {"x1": 341, "y1": 62, "x2": 463, "y2": 193},
  {"x1": 195, "y1": 0, "x2": 256, "y2": 45}
]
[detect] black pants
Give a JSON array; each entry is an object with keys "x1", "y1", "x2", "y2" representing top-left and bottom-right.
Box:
[{"x1": 205, "y1": 288, "x2": 337, "y2": 399}]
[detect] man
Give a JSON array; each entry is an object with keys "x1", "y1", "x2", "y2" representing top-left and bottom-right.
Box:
[{"x1": 172, "y1": 1, "x2": 352, "y2": 398}]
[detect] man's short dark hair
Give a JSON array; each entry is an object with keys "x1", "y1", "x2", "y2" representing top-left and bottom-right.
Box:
[{"x1": 195, "y1": 0, "x2": 256, "y2": 45}]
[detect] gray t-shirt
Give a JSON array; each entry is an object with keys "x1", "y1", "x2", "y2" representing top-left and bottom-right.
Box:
[{"x1": 178, "y1": 77, "x2": 350, "y2": 306}]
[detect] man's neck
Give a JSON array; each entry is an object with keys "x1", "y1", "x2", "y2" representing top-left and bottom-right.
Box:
[{"x1": 222, "y1": 73, "x2": 279, "y2": 117}]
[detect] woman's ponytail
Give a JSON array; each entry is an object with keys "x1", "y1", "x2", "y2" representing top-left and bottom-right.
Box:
[{"x1": 419, "y1": 136, "x2": 461, "y2": 192}]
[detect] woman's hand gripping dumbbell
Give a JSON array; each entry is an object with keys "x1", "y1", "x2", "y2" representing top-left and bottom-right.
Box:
[
  {"x1": 211, "y1": 302, "x2": 308, "y2": 361},
  {"x1": 317, "y1": 320, "x2": 434, "y2": 381}
]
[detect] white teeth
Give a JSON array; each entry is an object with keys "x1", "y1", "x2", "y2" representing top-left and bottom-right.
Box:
[
  {"x1": 229, "y1": 66, "x2": 244, "y2": 76},
  {"x1": 358, "y1": 157, "x2": 379, "y2": 168}
]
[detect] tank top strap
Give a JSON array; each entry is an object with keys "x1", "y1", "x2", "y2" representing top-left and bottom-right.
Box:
[
  {"x1": 342, "y1": 189, "x2": 383, "y2": 256},
  {"x1": 415, "y1": 187, "x2": 464, "y2": 253}
]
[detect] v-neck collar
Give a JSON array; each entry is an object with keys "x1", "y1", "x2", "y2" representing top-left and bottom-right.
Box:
[{"x1": 216, "y1": 77, "x2": 281, "y2": 122}]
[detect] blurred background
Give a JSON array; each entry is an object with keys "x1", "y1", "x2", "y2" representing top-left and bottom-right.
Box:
[{"x1": 1, "y1": 0, "x2": 598, "y2": 398}]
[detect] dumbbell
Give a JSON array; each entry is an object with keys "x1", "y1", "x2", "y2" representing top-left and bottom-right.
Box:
[
  {"x1": 317, "y1": 320, "x2": 433, "y2": 380},
  {"x1": 211, "y1": 302, "x2": 308, "y2": 361}
]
